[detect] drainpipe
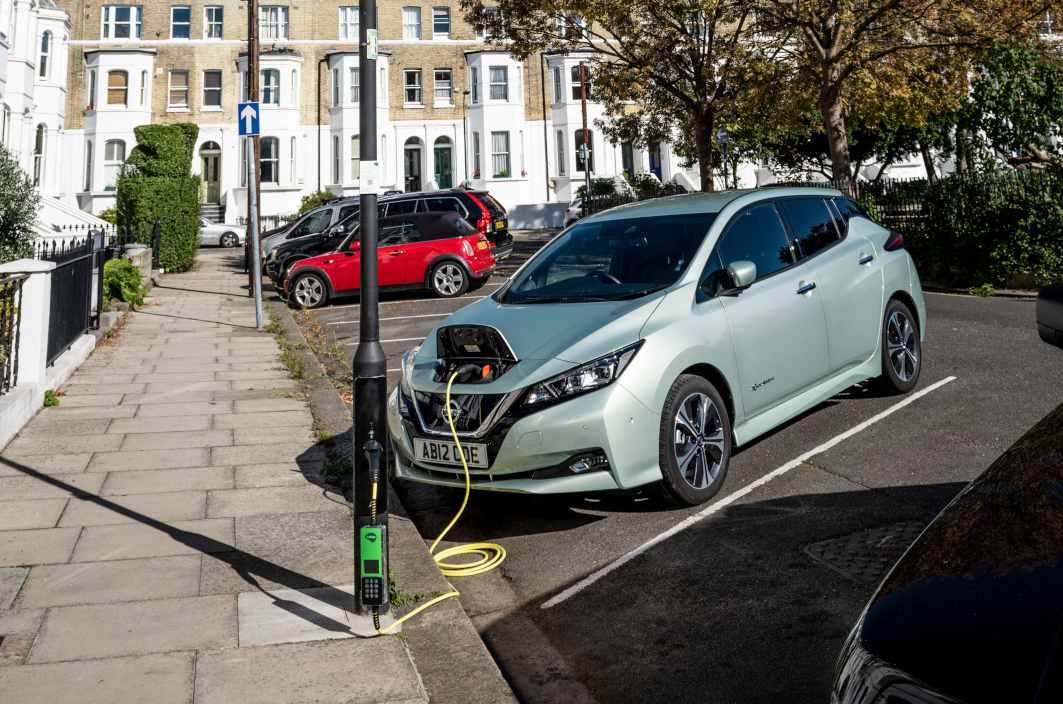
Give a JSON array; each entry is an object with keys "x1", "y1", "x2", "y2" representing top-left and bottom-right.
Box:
[
  {"x1": 317, "y1": 55, "x2": 327, "y2": 193},
  {"x1": 540, "y1": 53, "x2": 550, "y2": 202}
]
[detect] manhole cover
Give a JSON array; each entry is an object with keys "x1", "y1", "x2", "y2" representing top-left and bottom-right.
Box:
[{"x1": 803, "y1": 521, "x2": 926, "y2": 585}]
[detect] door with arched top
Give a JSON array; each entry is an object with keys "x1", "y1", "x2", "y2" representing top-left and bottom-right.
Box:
[{"x1": 199, "y1": 141, "x2": 222, "y2": 203}]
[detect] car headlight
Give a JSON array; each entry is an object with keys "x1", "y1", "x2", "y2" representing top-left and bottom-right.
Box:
[
  {"x1": 522, "y1": 341, "x2": 642, "y2": 408},
  {"x1": 399, "y1": 345, "x2": 419, "y2": 399}
]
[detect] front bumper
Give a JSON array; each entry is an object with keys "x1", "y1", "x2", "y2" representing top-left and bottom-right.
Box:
[{"x1": 387, "y1": 380, "x2": 662, "y2": 494}]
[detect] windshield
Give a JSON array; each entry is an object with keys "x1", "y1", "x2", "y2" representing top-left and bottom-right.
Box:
[{"x1": 500, "y1": 212, "x2": 716, "y2": 304}]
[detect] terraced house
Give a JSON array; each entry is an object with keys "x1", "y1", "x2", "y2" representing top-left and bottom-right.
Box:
[{"x1": 30, "y1": 0, "x2": 696, "y2": 223}]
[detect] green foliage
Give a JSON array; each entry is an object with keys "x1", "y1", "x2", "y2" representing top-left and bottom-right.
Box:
[
  {"x1": 116, "y1": 123, "x2": 200, "y2": 272},
  {"x1": 97, "y1": 207, "x2": 118, "y2": 224},
  {"x1": 628, "y1": 173, "x2": 686, "y2": 200},
  {"x1": 103, "y1": 258, "x2": 145, "y2": 307},
  {"x1": 911, "y1": 169, "x2": 1063, "y2": 288},
  {"x1": 298, "y1": 191, "x2": 335, "y2": 215},
  {"x1": 43, "y1": 389, "x2": 59, "y2": 407},
  {"x1": 970, "y1": 283, "x2": 996, "y2": 297},
  {"x1": 575, "y1": 178, "x2": 618, "y2": 200},
  {"x1": 0, "y1": 146, "x2": 40, "y2": 264}
]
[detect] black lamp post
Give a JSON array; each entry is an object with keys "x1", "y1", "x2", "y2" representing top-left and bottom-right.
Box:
[{"x1": 461, "y1": 89, "x2": 470, "y2": 186}]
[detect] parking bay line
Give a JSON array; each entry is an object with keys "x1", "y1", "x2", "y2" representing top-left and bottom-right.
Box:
[
  {"x1": 326, "y1": 312, "x2": 451, "y2": 327},
  {"x1": 540, "y1": 374, "x2": 959, "y2": 610},
  {"x1": 345, "y1": 336, "x2": 424, "y2": 346}
]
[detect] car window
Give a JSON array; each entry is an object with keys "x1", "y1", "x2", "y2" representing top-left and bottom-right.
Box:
[
  {"x1": 780, "y1": 197, "x2": 842, "y2": 259},
  {"x1": 290, "y1": 209, "x2": 333, "y2": 238},
  {"x1": 703, "y1": 203, "x2": 794, "y2": 294},
  {"x1": 338, "y1": 204, "x2": 359, "y2": 222},
  {"x1": 386, "y1": 199, "x2": 419, "y2": 216},
  {"x1": 424, "y1": 197, "x2": 467, "y2": 217},
  {"x1": 833, "y1": 197, "x2": 866, "y2": 223},
  {"x1": 379, "y1": 217, "x2": 417, "y2": 246},
  {"x1": 413, "y1": 213, "x2": 478, "y2": 242}
]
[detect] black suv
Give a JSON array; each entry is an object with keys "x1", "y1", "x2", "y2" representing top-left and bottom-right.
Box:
[{"x1": 264, "y1": 189, "x2": 513, "y2": 285}]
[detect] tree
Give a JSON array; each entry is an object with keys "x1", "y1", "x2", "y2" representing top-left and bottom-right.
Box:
[
  {"x1": 757, "y1": 0, "x2": 1056, "y2": 192},
  {"x1": 970, "y1": 39, "x2": 1063, "y2": 167},
  {"x1": 464, "y1": 1, "x2": 790, "y2": 191},
  {"x1": 0, "y1": 147, "x2": 41, "y2": 264}
]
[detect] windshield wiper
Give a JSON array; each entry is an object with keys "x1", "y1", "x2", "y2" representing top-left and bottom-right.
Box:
[
  {"x1": 505, "y1": 295, "x2": 613, "y2": 304},
  {"x1": 600, "y1": 287, "x2": 666, "y2": 300}
]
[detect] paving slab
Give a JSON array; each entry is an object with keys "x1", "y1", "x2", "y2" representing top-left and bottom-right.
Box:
[
  {"x1": 134, "y1": 400, "x2": 232, "y2": 417},
  {"x1": 65, "y1": 373, "x2": 137, "y2": 385},
  {"x1": 235, "y1": 510, "x2": 351, "y2": 554},
  {"x1": 102, "y1": 466, "x2": 235, "y2": 495},
  {"x1": 122, "y1": 390, "x2": 216, "y2": 405},
  {"x1": 207, "y1": 485, "x2": 330, "y2": 518},
  {"x1": 50, "y1": 393, "x2": 124, "y2": 408},
  {"x1": 120, "y1": 429, "x2": 233, "y2": 451},
  {"x1": 107, "y1": 414, "x2": 212, "y2": 434},
  {"x1": 213, "y1": 410, "x2": 314, "y2": 429},
  {"x1": 234, "y1": 462, "x2": 319, "y2": 488},
  {"x1": 145, "y1": 380, "x2": 231, "y2": 394},
  {"x1": 0, "y1": 527, "x2": 80, "y2": 566},
  {"x1": 32, "y1": 405, "x2": 137, "y2": 420},
  {"x1": 199, "y1": 543, "x2": 353, "y2": 596},
  {"x1": 29, "y1": 594, "x2": 237, "y2": 662},
  {"x1": 211, "y1": 442, "x2": 321, "y2": 467},
  {"x1": 17, "y1": 555, "x2": 201, "y2": 608},
  {"x1": 72, "y1": 517, "x2": 235, "y2": 561},
  {"x1": 0, "y1": 651, "x2": 195, "y2": 703},
  {"x1": 237, "y1": 583, "x2": 392, "y2": 646},
  {"x1": 217, "y1": 370, "x2": 290, "y2": 381},
  {"x1": 5, "y1": 433, "x2": 124, "y2": 456},
  {"x1": 0, "y1": 473, "x2": 104, "y2": 500},
  {"x1": 17, "y1": 418, "x2": 112, "y2": 435},
  {"x1": 88, "y1": 447, "x2": 210, "y2": 472},
  {"x1": 58, "y1": 490, "x2": 205, "y2": 527},
  {"x1": 0, "y1": 608, "x2": 44, "y2": 665},
  {"x1": 231, "y1": 378, "x2": 298, "y2": 391},
  {"x1": 234, "y1": 426, "x2": 315, "y2": 445},
  {"x1": 134, "y1": 371, "x2": 219, "y2": 383},
  {"x1": 194, "y1": 637, "x2": 427, "y2": 704},
  {"x1": 0, "y1": 453, "x2": 91, "y2": 475},
  {"x1": 0, "y1": 499, "x2": 67, "y2": 530},
  {"x1": 0, "y1": 566, "x2": 28, "y2": 608},
  {"x1": 61, "y1": 383, "x2": 147, "y2": 396},
  {"x1": 233, "y1": 398, "x2": 309, "y2": 413}
]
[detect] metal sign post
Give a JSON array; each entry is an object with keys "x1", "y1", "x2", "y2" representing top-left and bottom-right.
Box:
[
  {"x1": 353, "y1": 0, "x2": 390, "y2": 622},
  {"x1": 239, "y1": 99, "x2": 264, "y2": 329}
]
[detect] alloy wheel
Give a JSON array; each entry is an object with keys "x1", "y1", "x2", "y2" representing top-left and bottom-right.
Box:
[
  {"x1": 886, "y1": 310, "x2": 919, "y2": 382},
  {"x1": 220, "y1": 233, "x2": 237, "y2": 248},
  {"x1": 293, "y1": 275, "x2": 324, "y2": 308},
  {"x1": 672, "y1": 392, "x2": 726, "y2": 490},
  {"x1": 433, "y1": 264, "x2": 464, "y2": 296}
]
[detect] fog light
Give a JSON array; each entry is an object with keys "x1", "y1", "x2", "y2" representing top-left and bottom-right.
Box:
[{"x1": 569, "y1": 452, "x2": 609, "y2": 474}]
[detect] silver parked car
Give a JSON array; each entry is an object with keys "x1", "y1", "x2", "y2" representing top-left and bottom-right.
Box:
[
  {"x1": 389, "y1": 188, "x2": 926, "y2": 506},
  {"x1": 198, "y1": 218, "x2": 245, "y2": 248}
]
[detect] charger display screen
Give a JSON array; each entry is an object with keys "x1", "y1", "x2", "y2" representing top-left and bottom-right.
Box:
[{"x1": 363, "y1": 559, "x2": 380, "y2": 574}]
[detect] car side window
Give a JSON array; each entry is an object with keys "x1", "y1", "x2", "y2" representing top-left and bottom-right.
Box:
[
  {"x1": 386, "y1": 199, "x2": 419, "y2": 216},
  {"x1": 379, "y1": 217, "x2": 417, "y2": 246},
  {"x1": 780, "y1": 197, "x2": 842, "y2": 259},
  {"x1": 702, "y1": 203, "x2": 794, "y2": 296},
  {"x1": 338, "y1": 205, "x2": 359, "y2": 222},
  {"x1": 291, "y1": 209, "x2": 333, "y2": 237},
  {"x1": 425, "y1": 197, "x2": 467, "y2": 218}
]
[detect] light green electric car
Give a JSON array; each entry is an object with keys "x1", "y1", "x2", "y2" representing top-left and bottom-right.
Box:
[{"x1": 388, "y1": 188, "x2": 925, "y2": 506}]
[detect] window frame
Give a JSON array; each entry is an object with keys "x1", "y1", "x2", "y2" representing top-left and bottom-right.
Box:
[
  {"x1": 101, "y1": 5, "x2": 143, "y2": 39},
  {"x1": 204, "y1": 5, "x2": 224, "y2": 39},
  {"x1": 488, "y1": 65, "x2": 508, "y2": 101},
  {"x1": 139, "y1": 69, "x2": 148, "y2": 105},
  {"x1": 470, "y1": 67, "x2": 479, "y2": 103},
  {"x1": 574, "y1": 128, "x2": 593, "y2": 173},
  {"x1": 339, "y1": 5, "x2": 359, "y2": 40},
  {"x1": 432, "y1": 6, "x2": 450, "y2": 38},
  {"x1": 106, "y1": 69, "x2": 129, "y2": 106},
  {"x1": 774, "y1": 195, "x2": 845, "y2": 263},
  {"x1": 351, "y1": 135, "x2": 361, "y2": 180},
  {"x1": 167, "y1": 69, "x2": 189, "y2": 109},
  {"x1": 260, "y1": 136, "x2": 280, "y2": 184},
  {"x1": 84, "y1": 139, "x2": 94, "y2": 192},
  {"x1": 552, "y1": 66, "x2": 561, "y2": 104},
  {"x1": 403, "y1": 68, "x2": 423, "y2": 105},
  {"x1": 570, "y1": 64, "x2": 590, "y2": 101},
  {"x1": 103, "y1": 138, "x2": 126, "y2": 190},
  {"x1": 349, "y1": 67, "x2": 360, "y2": 103},
  {"x1": 433, "y1": 68, "x2": 452, "y2": 105},
  {"x1": 490, "y1": 130, "x2": 510, "y2": 178},
  {"x1": 472, "y1": 131, "x2": 480, "y2": 178},
  {"x1": 170, "y1": 5, "x2": 191, "y2": 39},
  {"x1": 699, "y1": 200, "x2": 799, "y2": 298},
  {"x1": 331, "y1": 67, "x2": 340, "y2": 107},
  {"x1": 401, "y1": 6, "x2": 421, "y2": 40},
  {"x1": 332, "y1": 134, "x2": 342, "y2": 184},
  {"x1": 556, "y1": 129, "x2": 566, "y2": 176},
  {"x1": 38, "y1": 30, "x2": 51, "y2": 79},
  {"x1": 202, "y1": 69, "x2": 223, "y2": 108},
  {"x1": 259, "y1": 5, "x2": 289, "y2": 40}
]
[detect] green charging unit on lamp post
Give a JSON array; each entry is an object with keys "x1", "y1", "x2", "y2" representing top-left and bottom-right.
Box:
[{"x1": 352, "y1": 0, "x2": 391, "y2": 631}]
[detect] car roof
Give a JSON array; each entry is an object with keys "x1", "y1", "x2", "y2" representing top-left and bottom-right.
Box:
[{"x1": 587, "y1": 187, "x2": 844, "y2": 222}]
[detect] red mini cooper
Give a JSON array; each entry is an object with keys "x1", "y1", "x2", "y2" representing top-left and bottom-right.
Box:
[{"x1": 285, "y1": 211, "x2": 496, "y2": 309}]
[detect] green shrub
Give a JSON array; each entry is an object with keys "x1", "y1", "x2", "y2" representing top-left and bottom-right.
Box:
[
  {"x1": 97, "y1": 207, "x2": 118, "y2": 224},
  {"x1": 629, "y1": 172, "x2": 686, "y2": 200},
  {"x1": 124, "y1": 124, "x2": 196, "y2": 177},
  {"x1": 575, "y1": 178, "x2": 618, "y2": 200},
  {"x1": 0, "y1": 145, "x2": 40, "y2": 264},
  {"x1": 298, "y1": 191, "x2": 335, "y2": 215},
  {"x1": 43, "y1": 389, "x2": 59, "y2": 407},
  {"x1": 104, "y1": 257, "x2": 146, "y2": 307}
]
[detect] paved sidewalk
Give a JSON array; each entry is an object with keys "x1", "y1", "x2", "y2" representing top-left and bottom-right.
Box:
[{"x1": 0, "y1": 251, "x2": 427, "y2": 703}]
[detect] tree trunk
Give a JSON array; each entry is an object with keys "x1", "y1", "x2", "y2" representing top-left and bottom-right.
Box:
[
  {"x1": 919, "y1": 141, "x2": 937, "y2": 183},
  {"x1": 819, "y1": 68, "x2": 852, "y2": 195},
  {"x1": 695, "y1": 115, "x2": 715, "y2": 192},
  {"x1": 955, "y1": 127, "x2": 969, "y2": 175}
]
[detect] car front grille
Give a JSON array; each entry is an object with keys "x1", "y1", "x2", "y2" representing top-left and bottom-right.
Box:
[{"x1": 413, "y1": 391, "x2": 507, "y2": 434}]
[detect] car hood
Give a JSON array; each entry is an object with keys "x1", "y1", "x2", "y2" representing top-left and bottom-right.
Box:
[
  {"x1": 410, "y1": 290, "x2": 668, "y2": 392},
  {"x1": 856, "y1": 401, "x2": 1063, "y2": 703}
]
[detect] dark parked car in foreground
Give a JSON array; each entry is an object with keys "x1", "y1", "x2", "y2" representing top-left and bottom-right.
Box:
[
  {"x1": 1037, "y1": 284, "x2": 1063, "y2": 348},
  {"x1": 832, "y1": 324, "x2": 1063, "y2": 703}
]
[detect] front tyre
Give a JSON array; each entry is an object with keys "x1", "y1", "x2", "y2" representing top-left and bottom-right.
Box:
[
  {"x1": 429, "y1": 261, "x2": 468, "y2": 298},
  {"x1": 220, "y1": 232, "x2": 239, "y2": 248},
  {"x1": 877, "y1": 299, "x2": 921, "y2": 394},
  {"x1": 655, "y1": 374, "x2": 732, "y2": 507},
  {"x1": 290, "y1": 272, "x2": 328, "y2": 309}
]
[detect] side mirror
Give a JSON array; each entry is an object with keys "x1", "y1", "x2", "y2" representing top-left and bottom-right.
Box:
[
  {"x1": 727, "y1": 260, "x2": 757, "y2": 289},
  {"x1": 327, "y1": 224, "x2": 344, "y2": 236}
]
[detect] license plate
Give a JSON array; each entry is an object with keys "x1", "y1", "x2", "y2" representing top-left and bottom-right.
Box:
[
  {"x1": 494, "y1": 219, "x2": 506, "y2": 230},
  {"x1": 413, "y1": 437, "x2": 489, "y2": 468}
]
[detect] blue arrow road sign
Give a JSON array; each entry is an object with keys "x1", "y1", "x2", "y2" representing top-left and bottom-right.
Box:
[{"x1": 238, "y1": 101, "x2": 260, "y2": 136}]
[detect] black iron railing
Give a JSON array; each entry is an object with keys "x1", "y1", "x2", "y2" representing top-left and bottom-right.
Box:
[
  {"x1": 36, "y1": 237, "x2": 96, "y2": 366},
  {"x1": 0, "y1": 274, "x2": 26, "y2": 396}
]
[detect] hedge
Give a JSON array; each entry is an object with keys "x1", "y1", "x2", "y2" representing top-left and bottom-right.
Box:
[
  {"x1": 116, "y1": 124, "x2": 200, "y2": 272},
  {"x1": 116, "y1": 175, "x2": 200, "y2": 272}
]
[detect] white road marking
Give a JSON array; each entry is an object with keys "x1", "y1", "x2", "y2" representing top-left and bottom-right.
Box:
[
  {"x1": 324, "y1": 294, "x2": 491, "y2": 312},
  {"x1": 326, "y1": 312, "x2": 451, "y2": 326},
  {"x1": 540, "y1": 375, "x2": 959, "y2": 610},
  {"x1": 345, "y1": 336, "x2": 424, "y2": 346}
]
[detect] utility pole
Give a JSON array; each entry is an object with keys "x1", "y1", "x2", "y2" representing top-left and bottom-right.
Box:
[
  {"x1": 352, "y1": 0, "x2": 389, "y2": 621},
  {"x1": 245, "y1": 0, "x2": 264, "y2": 327},
  {"x1": 579, "y1": 62, "x2": 591, "y2": 205},
  {"x1": 461, "y1": 89, "x2": 469, "y2": 186}
]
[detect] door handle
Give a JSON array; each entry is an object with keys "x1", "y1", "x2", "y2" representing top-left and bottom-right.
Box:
[
  {"x1": 858, "y1": 253, "x2": 874, "y2": 265},
  {"x1": 389, "y1": 250, "x2": 404, "y2": 256},
  {"x1": 796, "y1": 281, "x2": 817, "y2": 295}
]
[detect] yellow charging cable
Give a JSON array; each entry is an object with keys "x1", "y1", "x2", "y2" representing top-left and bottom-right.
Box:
[{"x1": 376, "y1": 371, "x2": 507, "y2": 634}]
